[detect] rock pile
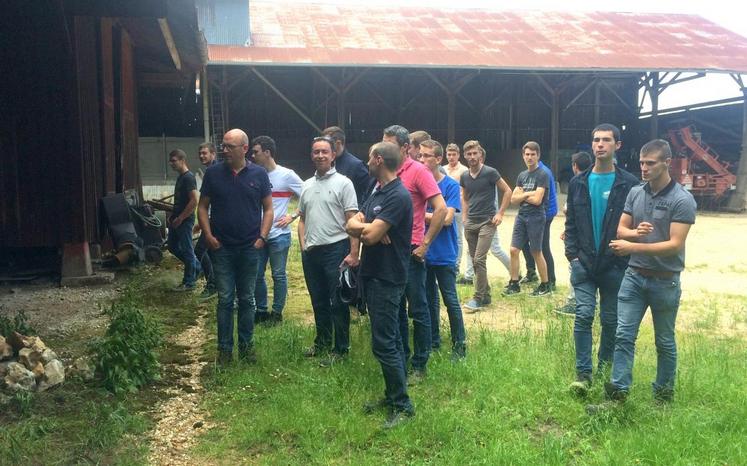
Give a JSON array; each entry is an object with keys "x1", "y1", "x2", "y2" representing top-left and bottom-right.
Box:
[{"x1": 1, "y1": 332, "x2": 66, "y2": 392}]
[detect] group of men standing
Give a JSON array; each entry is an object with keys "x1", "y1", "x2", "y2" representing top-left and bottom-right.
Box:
[{"x1": 166, "y1": 121, "x2": 695, "y2": 426}]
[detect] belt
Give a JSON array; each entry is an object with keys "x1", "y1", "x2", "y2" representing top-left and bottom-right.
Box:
[{"x1": 631, "y1": 266, "x2": 674, "y2": 280}]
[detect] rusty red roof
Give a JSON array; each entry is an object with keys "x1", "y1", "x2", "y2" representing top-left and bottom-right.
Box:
[{"x1": 208, "y1": 2, "x2": 747, "y2": 73}]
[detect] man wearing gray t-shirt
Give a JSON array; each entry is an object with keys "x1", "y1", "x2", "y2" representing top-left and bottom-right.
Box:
[
  {"x1": 460, "y1": 140, "x2": 512, "y2": 311},
  {"x1": 589, "y1": 139, "x2": 696, "y2": 410}
]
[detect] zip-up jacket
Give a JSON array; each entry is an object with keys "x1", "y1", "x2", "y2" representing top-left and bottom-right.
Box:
[{"x1": 564, "y1": 166, "x2": 639, "y2": 274}]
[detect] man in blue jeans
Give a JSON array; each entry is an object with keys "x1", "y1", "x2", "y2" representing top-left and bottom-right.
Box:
[
  {"x1": 420, "y1": 139, "x2": 466, "y2": 360},
  {"x1": 198, "y1": 129, "x2": 273, "y2": 365},
  {"x1": 298, "y1": 136, "x2": 359, "y2": 367},
  {"x1": 167, "y1": 149, "x2": 200, "y2": 292},
  {"x1": 565, "y1": 124, "x2": 638, "y2": 395},
  {"x1": 347, "y1": 141, "x2": 415, "y2": 429},
  {"x1": 250, "y1": 135, "x2": 303, "y2": 325},
  {"x1": 194, "y1": 142, "x2": 219, "y2": 299},
  {"x1": 382, "y1": 125, "x2": 446, "y2": 385},
  {"x1": 595, "y1": 139, "x2": 696, "y2": 409}
]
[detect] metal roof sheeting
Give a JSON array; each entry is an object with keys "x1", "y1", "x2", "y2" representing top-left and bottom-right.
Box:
[{"x1": 208, "y1": 1, "x2": 747, "y2": 73}]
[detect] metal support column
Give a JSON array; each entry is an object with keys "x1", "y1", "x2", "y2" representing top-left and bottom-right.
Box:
[
  {"x1": 650, "y1": 72, "x2": 660, "y2": 139},
  {"x1": 201, "y1": 68, "x2": 210, "y2": 142}
]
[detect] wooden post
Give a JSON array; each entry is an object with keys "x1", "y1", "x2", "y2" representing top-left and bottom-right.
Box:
[{"x1": 201, "y1": 68, "x2": 210, "y2": 142}]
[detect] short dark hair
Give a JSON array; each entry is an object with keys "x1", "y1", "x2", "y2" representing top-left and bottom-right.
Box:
[
  {"x1": 312, "y1": 135, "x2": 336, "y2": 153},
  {"x1": 640, "y1": 139, "x2": 672, "y2": 161},
  {"x1": 571, "y1": 151, "x2": 593, "y2": 171},
  {"x1": 409, "y1": 130, "x2": 431, "y2": 148},
  {"x1": 383, "y1": 125, "x2": 410, "y2": 148},
  {"x1": 198, "y1": 142, "x2": 216, "y2": 154},
  {"x1": 420, "y1": 139, "x2": 443, "y2": 158},
  {"x1": 251, "y1": 135, "x2": 277, "y2": 158},
  {"x1": 522, "y1": 141, "x2": 541, "y2": 155},
  {"x1": 169, "y1": 149, "x2": 186, "y2": 161},
  {"x1": 322, "y1": 126, "x2": 346, "y2": 145},
  {"x1": 592, "y1": 123, "x2": 621, "y2": 143},
  {"x1": 370, "y1": 142, "x2": 401, "y2": 171}
]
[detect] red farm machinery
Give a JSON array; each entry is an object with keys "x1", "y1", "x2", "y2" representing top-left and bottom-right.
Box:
[{"x1": 667, "y1": 125, "x2": 737, "y2": 208}]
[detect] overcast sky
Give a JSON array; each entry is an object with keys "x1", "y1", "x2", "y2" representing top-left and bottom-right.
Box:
[{"x1": 290, "y1": 0, "x2": 746, "y2": 111}]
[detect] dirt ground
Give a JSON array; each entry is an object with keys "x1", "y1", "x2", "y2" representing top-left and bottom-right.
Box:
[{"x1": 465, "y1": 207, "x2": 747, "y2": 337}]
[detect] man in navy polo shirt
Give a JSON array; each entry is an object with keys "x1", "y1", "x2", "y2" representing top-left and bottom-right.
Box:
[
  {"x1": 198, "y1": 128, "x2": 273, "y2": 365},
  {"x1": 322, "y1": 126, "x2": 372, "y2": 207},
  {"x1": 347, "y1": 141, "x2": 414, "y2": 429}
]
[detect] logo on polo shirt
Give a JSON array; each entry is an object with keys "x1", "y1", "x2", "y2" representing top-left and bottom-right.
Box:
[{"x1": 373, "y1": 205, "x2": 382, "y2": 215}]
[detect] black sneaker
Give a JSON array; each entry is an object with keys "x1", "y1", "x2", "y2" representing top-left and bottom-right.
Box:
[
  {"x1": 554, "y1": 303, "x2": 576, "y2": 316},
  {"x1": 604, "y1": 382, "x2": 628, "y2": 401},
  {"x1": 238, "y1": 346, "x2": 257, "y2": 364},
  {"x1": 407, "y1": 368, "x2": 427, "y2": 386},
  {"x1": 569, "y1": 374, "x2": 592, "y2": 397},
  {"x1": 502, "y1": 280, "x2": 521, "y2": 296},
  {"x1": 383, "y1": 409, "x2": 414, "y2": 429},
  {"x1": 319, "y1": 351, "x2": 348, "y2": 367},
  {"x1": 653, "y1": 386, "x2": 674, "y2": 404},
  {"x1": 457, "y1": 275, "x2": 473, "y2": 285},
  {"x1": 531, "y1": 282, "x2": 552, "y2": 297},
  {"x1": 254, "y1": 312, "x2": 270, "y2": 324},
  {"x1": 302, "y1": 345, "x2": 326, "y2": 358},
  {"x1": 217, "y1": 350, "x2": 233, "y2": 367},
  {"x1": 519, "y1": 270, "x2": 538, "y2": 284},
  {"x1": 451, "y1": 343, "x2": 467, "y2": 362},
  {"x1": 267, "y1": 312, "x2": 283, "y2": 326}
]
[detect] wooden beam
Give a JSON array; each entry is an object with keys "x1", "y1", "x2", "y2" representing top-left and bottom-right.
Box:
[
  {"x1": 251, "y1": 67, "x2": 322, "y2": 133},
  {"x1": 564, "y1": 78, "x2": 597, "y2": 111},
  {"x1": 157, "y1": 18, "x2": 181, "y2": 71},
  {"x1": 138, "y1": 72, "x2": 190, "y2": 87},
  {"x1": 599, "y1": 79, "x2": 635, "y2": 113}
]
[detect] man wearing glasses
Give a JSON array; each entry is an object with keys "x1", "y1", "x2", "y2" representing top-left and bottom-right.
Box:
[
  {"x1": 167, "y1": 149, "x2": 200, "y2": 292},
  {"x1": 198, "y1": 129, "x2": 273, "y2": 365}
]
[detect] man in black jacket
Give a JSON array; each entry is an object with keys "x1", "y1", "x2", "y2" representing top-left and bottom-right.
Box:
[{"x1": 564, "y1": 124, "x2": 639, "y2": 396}]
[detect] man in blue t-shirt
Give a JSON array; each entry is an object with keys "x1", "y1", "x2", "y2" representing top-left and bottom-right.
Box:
[
  {"x1": 564, "y1": 124, "x2": 638, "y2": 396},
  {"x1": 347, "y1": 141, "x2": 415, "y2": 429},
  {"x1": 420, "y1": 140, "x2": 466, "y2": 361},
  {"x1": 521, "y1": 160, "x2": 558, "y2": 287},
  {"x1": 198, "y1": 129, "x2": 274, "y2": 366}
]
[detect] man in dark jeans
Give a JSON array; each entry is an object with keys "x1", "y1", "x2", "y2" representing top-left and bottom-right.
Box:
[
  {"x1": 520, "y1": 159, "x2": 558, "y2": 288},
  {"x1": 298, "y1": 136, "x2": 360, "y2": 367},
  {"x1": 198, "y1": 129, "x2": 273, "y2": 365},
  {"x1": 382, "y1": 125, "x2": 446, "y2": 385},
  {"x1": 564, "y1": 123, "x2": 638, "y2": 395},
  {"x1": 167, "y1": 149, "x2": 200, "y2": 292},
  {"x1": 193, "y1": 142, "x2": 218, "y2": 299},
  {"x1": 420, "y1": 139, "x2": 466, "y2": 360},
  {"x1": 347, "y1": 141, "x2": 414, "y2": 429}
]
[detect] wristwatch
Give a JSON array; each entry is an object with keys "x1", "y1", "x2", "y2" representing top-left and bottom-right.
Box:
[{"x1": 259, "y1": 236, "x2": 268, "y2": 243}]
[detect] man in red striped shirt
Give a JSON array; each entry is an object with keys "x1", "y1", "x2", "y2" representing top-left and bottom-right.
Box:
[{"x1": 250, "y1": 135, "x2": 304, "y2": 325}]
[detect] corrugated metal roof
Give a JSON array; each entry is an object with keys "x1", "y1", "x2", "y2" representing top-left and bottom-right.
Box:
[
  {"x1": 196, "y1": 0, "x2": 250, "y2": 46},
  {"x1": 208, "y1": 1, "x2": 747, "y2": 73}
]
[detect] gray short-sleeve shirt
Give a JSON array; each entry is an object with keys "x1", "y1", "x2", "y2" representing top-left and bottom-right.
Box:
[
  {"x1": 624, "y1": 180, "x2": 696, "y2": 272},
  {"x1": 460, "y1": 165, "x2": 501, "y2": 223},
  {"x1": 298, "y1": 168, "x2": 358, "y2": 249}
]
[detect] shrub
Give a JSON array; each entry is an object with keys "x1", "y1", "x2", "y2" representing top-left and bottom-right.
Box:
[
  {"x1": 92, "y1": 301, "x2": 163, "y2": 393},
  {"x1": 0, "y1": 309, "x2": 35, "y2": 338}
]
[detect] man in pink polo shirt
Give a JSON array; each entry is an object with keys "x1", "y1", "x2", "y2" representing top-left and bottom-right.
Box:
[{"x1": 381, "y1": 125, "x2": 447, "y2": 383}]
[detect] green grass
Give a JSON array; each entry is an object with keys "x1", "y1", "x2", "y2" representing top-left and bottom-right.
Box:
[{"x1": 191, "y1": 238, "x2": 747, "y2": 465}]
